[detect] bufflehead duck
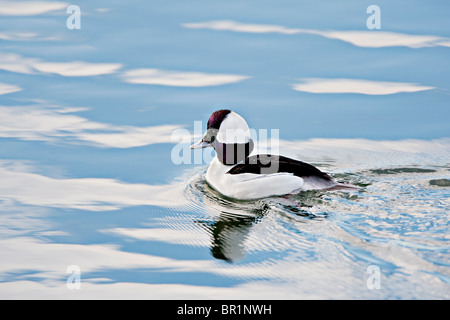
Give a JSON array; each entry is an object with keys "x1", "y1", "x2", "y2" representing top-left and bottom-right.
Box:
[{"x1": 191, "y1": 109, "x2": 353, "y2": 199}]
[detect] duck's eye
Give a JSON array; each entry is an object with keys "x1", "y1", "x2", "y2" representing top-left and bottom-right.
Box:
[{"x1": 210, "y1": 136, "x2": 216, "y2": 142}]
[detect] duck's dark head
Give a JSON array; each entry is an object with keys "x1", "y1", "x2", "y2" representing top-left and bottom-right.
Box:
[{"x1": 190, "y1": 109, "x2": 254, "y2": 165}]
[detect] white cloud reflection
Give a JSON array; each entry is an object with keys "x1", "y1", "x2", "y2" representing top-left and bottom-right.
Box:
[
  {"x1": 292, "y1": 78, "x2": 434, "y2": 95},
  {"x1": 33, "y1": 61, "x2": 122, "y2": 77},
  {"x1": 0, "y1": 236, "x2": 212, "y2": 281},
  {"x1": 0, "y1": 53, "x2": 247, "y2": 84},
  {"x1": 0, "y1": 53, "x2": 122, "y2": 76},
  {"x1": 0, "y1": 236, "x2": 329, "y2": 299},
  {"x1": 183, "y1": 20, "x2": 450, "y2": 48},
  {"x1": 102, "y1": 227, "x2": 210, "y2": 247},
  {"x1": 0, "y1": 104, "x2": 185, "y2": 148},
  {"x1": 0, "y1": 32, "x2": 62, "y2": 41},
  {"x1": 0, "y1": 229, "x2": 365, "y2": 299},
  {"x1": 1, "y1": 228, "x2": 447, "y2": 299},
  {"x1": 0, "y1": 160, "x2": 188, "y2": 211},
  {"x1": 318, "y1": 30, "x2": 450, "y2": 49},
  {"x1": 0, "y1": 1, "x2": 67, "y2": 16},
  {"x1": 0, "y1": 280, "x2": 298, "y2": 299},
  {"x1": 0, "y1": 83, "x2": 22, "y2": 95},
  {"x1": 121, "y1": 68, "x2": 250, "y2": 87}
]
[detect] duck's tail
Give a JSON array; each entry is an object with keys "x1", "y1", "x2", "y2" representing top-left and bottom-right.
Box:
[{"x1": 327, "y1": 182, "x2": 361, "y2": 191}]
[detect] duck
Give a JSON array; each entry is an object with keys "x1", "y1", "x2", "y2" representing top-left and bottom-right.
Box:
[{"x1": 191, "y1": 109, "x2": 355, "y2": 199}]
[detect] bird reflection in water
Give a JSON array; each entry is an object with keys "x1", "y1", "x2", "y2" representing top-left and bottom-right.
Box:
[
  {"x1": 191, "y1": 177, "x2": 328, "y2": 262},
  {"x1": 200, "y1": 210, "x2": 265, "y2": 262},
  {"x1": 190, "y1": 178, "x2": 267, "y2": 262}
]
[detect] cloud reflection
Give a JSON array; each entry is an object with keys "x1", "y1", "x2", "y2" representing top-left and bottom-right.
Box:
[
  {"x1": 0, "y1": 83, "x2": 22, "y2": 95},
  {"x1": 0, "y1": 32, "x2": 62, "y2": 41},
  {"x1": 184, "y1": 20, "x2": 450, "y2": 48},
  {"x1": 0, "y1": 1, "x2": 67, "y2": 16},
  {"x1": 0, "y1": 104, "x2": 186, "y2": 148},
  {"x1": 0, "y1": 236, "x2": 340, "y2": 299},
  {"x1": 292, "y1": 78, "x2": 434, "y2": 95},
  {"x1": 33, "y1": 61, "x2": 122, "y2": 77},
  {"x1": 0, "y1": 53, "x2": 122, "y2": 76},
  {"x1": 121, "y1": 68, "x2": 250, "y2": 87},
  {"x1": 0, "y1": 160, "x2": 188, "y2": 211},
  {"x1": 0, "y1": 236, "x2": 214, "y2": 282}
]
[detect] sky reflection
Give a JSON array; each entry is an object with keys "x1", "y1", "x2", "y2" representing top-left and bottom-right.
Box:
[{"x1": 184, "y1": 20, "x2": 450, "y2": 48}]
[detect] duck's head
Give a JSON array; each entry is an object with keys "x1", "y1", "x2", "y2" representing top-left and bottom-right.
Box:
[{"x1": 190, "y1": 109, "x2": 254, "y2": 165}]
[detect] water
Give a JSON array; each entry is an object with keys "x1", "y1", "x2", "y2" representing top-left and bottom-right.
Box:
[{"x1": 0, "y1": 0, "x2": 449, "y2": 299}]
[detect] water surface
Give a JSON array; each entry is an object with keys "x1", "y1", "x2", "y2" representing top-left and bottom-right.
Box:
[{"x1": 0, "y1": 0, "x2": 449, "y2": 299}]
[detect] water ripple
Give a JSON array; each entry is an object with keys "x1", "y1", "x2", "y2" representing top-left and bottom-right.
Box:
[{"x1": 177, "y1": 161, "x2": 450, "y2": 297}]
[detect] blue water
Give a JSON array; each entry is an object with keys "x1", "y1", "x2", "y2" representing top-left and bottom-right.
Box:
[{"x1": 0, "y1": 0, "x2": 449, "y2": 299}]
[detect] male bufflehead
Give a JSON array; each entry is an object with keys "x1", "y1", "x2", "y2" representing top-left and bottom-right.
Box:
[{"x1": 191, "y1": 109, "x2": 354, "y2": 199}]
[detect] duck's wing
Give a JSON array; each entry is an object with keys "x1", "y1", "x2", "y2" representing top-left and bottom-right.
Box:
[{"x1": 226, "y1": 154, "x2": 333, "y2": 181}]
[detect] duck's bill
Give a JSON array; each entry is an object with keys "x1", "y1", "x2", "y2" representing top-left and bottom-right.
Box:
[{"x1": 190, "y1": 139, "x2": 211, "y2": 149}]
